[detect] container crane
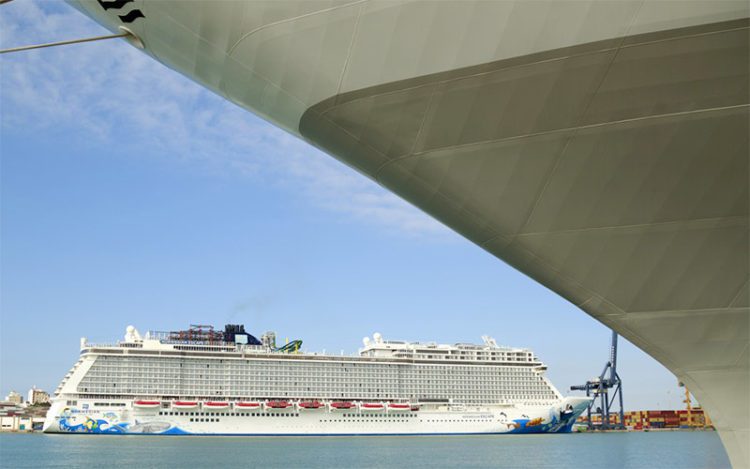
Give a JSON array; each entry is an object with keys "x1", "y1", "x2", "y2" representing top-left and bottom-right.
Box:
[{"x1": 571, "y1": 330, "x2": 625, "y2": 430}]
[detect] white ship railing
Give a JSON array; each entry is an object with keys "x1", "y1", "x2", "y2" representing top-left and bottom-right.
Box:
[{"x1": 82, "y1": 341, "x2": 130, "y2": 348}]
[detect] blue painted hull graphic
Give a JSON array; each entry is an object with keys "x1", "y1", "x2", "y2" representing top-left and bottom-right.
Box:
[
  {"x1": 53, "y1": 416, "x2": 573, "y2": 436},
  {"x1": 55, "y1": 431, "x2": 562, "y2": 436},
  {"x1": 53, "y1": 420, "x2": 577, "y2": 436}
]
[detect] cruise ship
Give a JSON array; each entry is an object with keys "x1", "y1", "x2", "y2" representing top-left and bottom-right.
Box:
[{"x1": 43, "y1": 324, "x2": 590, "y2": 436}]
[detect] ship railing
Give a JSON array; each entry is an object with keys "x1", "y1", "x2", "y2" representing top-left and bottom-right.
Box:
[
  {"x1": 84, "y1": 342, "x2": 143, "y2": 348},
  {"x1": 118, "y1": 342, "x2": 143, "y2": 348},
  {"x1": 166, "y1": 340, "x2": 233, "y2": 346}
]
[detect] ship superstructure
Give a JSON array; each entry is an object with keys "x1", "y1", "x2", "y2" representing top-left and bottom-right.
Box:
[{"x1": 44, "y1": 324, "x2": 590, "y2": 435}]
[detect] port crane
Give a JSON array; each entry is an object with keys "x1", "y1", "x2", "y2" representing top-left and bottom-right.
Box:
[{"x1": 571, "y1": 330, "x2": 625, "y2": 430}]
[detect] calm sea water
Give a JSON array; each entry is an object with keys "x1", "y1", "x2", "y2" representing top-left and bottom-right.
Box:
[{"x1": 0, "y1": 431, "x2": 730, "y2": 469}]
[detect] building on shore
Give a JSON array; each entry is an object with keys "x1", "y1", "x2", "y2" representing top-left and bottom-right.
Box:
[
  {"x1": 27, "y1": 386, "x2": 49, "y2": 405},
  {"x1": 0, "y1": 399, "x2": 49, "y2": 432},
  {"x1": 0, "y1": 415, "x2": 46, "y2": 432},
  {"x1": 4, "y1": 391, "x2": 23, "y2": 405}
]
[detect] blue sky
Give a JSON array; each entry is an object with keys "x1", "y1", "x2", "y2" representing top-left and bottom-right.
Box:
[{"x1": 1, "y1": 1, "x2": 688, "y2": 410}]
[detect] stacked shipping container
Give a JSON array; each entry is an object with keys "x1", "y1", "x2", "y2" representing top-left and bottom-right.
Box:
[{"x1": 577, "y1": 409, "x2": 710, "y2": 430}]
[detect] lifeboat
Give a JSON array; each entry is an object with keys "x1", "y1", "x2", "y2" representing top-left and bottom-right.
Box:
[
  {"x1": 204, "y1": 401, "x2": 230, "y2": 410},
  {"x1": 387, "y1": 403, "x2": 411, "y2": 411},
  {"x1": 133, "y1": 400, "x2": 160, "y2": 409},
  {"x1": 266, "y1": 400, "x2": 292, "y2": 410},
  {"x1": 361, "y1": 402, "x2": 385, "y2": 411},
  {"x1": 298, "y1": 400, "x2": 324, "y2": 410},
  {"x1": 234, "y1": 402, "x2": 262, "y2": 410},
  {"x1": 329, "y1": 401, "x2": 355, "y2": 411},
  {"x1": 172, "y1": 401, "x2": 199, "y2": 409}
]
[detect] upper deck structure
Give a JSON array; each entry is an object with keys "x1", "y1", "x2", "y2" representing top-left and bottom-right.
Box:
[{"x1": 66, "y1": 326, "x2": 558, "y2": 406}]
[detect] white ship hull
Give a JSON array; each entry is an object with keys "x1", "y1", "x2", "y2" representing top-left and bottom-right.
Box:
[{"x1": 43, "y1": 397, "x2": 590, "y2": 436}]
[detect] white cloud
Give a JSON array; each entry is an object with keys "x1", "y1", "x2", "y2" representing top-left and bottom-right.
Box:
[{"x1": 0, "y1": 1, "x2": 451, "y2": 238}]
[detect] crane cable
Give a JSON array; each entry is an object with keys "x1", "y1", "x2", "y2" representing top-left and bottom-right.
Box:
[
  {"x1": 1, "y1": 31, "x2": 132, "y2": 54},
  {"x1": 0, "y1": 0, "x2": 141, "y2": 54}
]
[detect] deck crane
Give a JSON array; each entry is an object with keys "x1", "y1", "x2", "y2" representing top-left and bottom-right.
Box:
[{"x1": 571, "y1": 330, "x2": 625, "y2": 430}]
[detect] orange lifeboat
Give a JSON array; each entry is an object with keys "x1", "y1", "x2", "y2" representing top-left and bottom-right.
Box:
[
  {"x1": 361, "y1": 402, "x2": 384, "y2": 411},
  {"x1": 133, "y1": 400, "x2": 160, "y2": 409},
  {"x1": 330, "y1": 401, "x2": 355, "y2": 411},
  {"x1": 298, "y1": 401, "x2": 324, "y2": 410},
  {"x1": 235, "y1": 402, "x2": 262, "y2": 410},
  {"x1": 204, "y1": 401, "x2": 230, "y2": 410},
  {"x1": 266, "y1": 400, "x2": 292, "y2": 410},
  {"x1": 387, "y1": 403, "x2": 411, "y2": 411},
  {"x1": 172, "y1": 401, "x2": 198, "y2": 409}
]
